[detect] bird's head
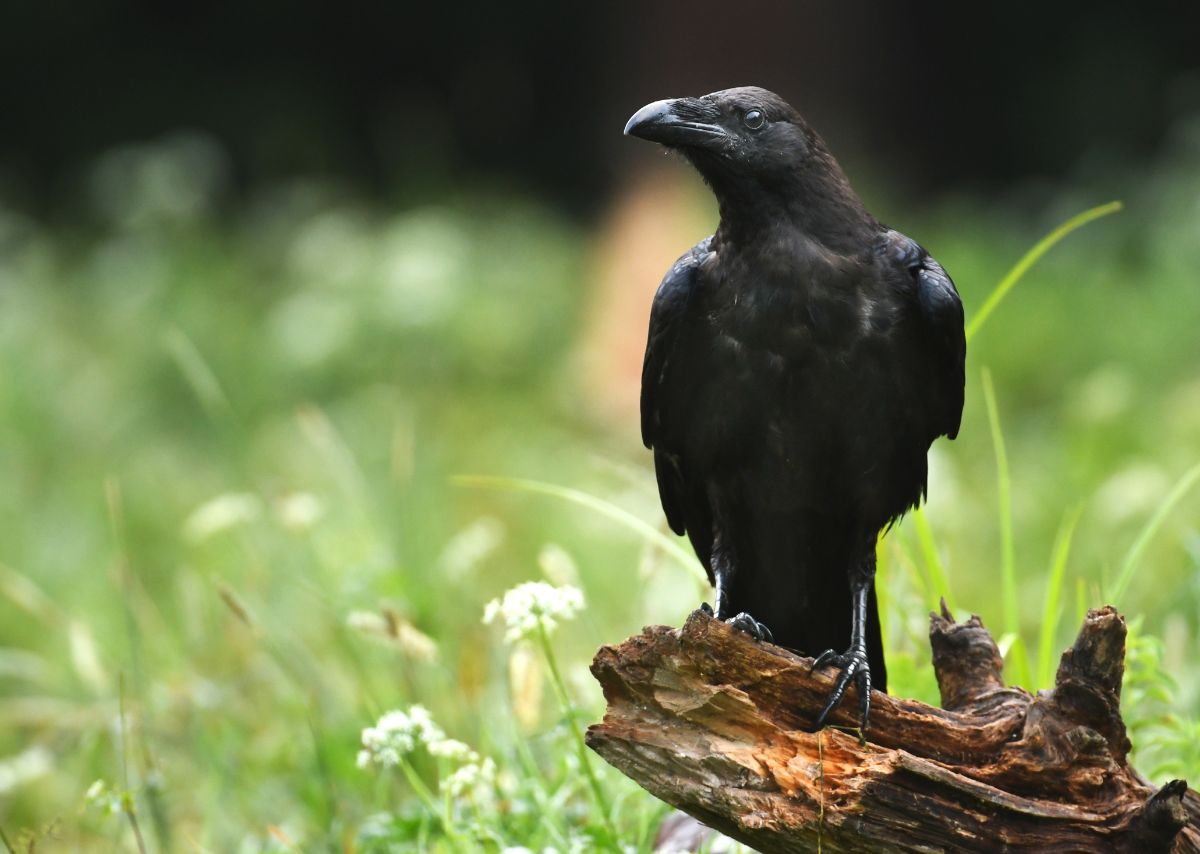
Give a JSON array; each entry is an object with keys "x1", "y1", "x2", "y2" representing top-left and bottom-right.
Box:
[
  {"x1": 624, "y1": 87, "x2": 813, "y2": 186},
  {"x1": 624, "y1": 87, "x2": 869, "y2": 241}
]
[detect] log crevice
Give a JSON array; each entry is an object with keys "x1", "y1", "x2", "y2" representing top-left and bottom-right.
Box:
[{"x1": 587, "y1": 605, "x2": 1199, "y2": 852}]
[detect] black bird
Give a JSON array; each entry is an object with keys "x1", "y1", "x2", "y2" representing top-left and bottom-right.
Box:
[{"x1": 625, "y1": 87, "x2": 965, "y2": 729}]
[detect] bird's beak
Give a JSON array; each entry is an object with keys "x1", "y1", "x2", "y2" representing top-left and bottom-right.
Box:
[{"x1": 623, "y1": 98, "x2": 727, "y2": 149}]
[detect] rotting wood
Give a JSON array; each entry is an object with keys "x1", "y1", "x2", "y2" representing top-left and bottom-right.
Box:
[{"x1": 586, "y1": 604, "x2": 1199, "y2": 852}]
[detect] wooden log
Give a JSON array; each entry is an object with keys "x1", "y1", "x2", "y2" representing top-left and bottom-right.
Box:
[{"x1": 586, "y1": 604, "x2": 1199, "y2": 852}]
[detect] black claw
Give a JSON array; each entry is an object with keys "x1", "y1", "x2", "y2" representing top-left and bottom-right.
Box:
[
  {"x1": 811, "y1": 647, "x2": 873, "y2": 730},
  {"x1": 699, "y1": 601, "x2": 714, "y2": 616},
  {"x1": 725, "y1": 612, "x2": 773, "y2": 643},
  {"x1": 811, "y1": 648, "x2": 837, "y2": 671}
]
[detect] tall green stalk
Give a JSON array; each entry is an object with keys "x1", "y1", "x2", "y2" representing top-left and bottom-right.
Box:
[
  {"x1": 1105, "y1": 462, "x2": 1200, "y2": 604},
  {"x1": 966, "y1": 201, "x2": 1122, "y2": 342},
  {"x1": 1036, "y1": 506, "x2": 1082, "y2": 688},
  {"x1": 981, "y1": 368, "x2": 1029, "y2": 688},
  {"x1": 397, "y1": 757, "x2": 465, "y2": 851},
  {"x1": 911, "y1": 508, "x2": 956, "y2": 613},
  {"x1": 534, "y1": 624, "x2": 618, "y2": 843}
]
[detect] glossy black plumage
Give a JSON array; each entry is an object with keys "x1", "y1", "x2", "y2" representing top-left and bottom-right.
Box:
[{"x1": 628, "y1": 87, "x2": 965, "y2": 727}]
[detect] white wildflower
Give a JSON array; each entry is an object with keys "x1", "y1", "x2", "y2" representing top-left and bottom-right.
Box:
[
  {"x1": 440, "y1": 756, "x2": 496, "y2": 799},
  {"x1": 405, "y1": 705, "x2": 442, "y2": 742},
  {"x1": 428, "y1": 738, "x2": 476, "y2": 763},
  {"x1": 183, "y1": 492, "x2": 261, "y2": 542},
  {"x1": 358, "y1": 705, "x2": 445, "y2": 768},
  {"x1": 483, "y1": 581, "x2": 584, "y2": 643},
  {"x1": 508, "y1": 644, "x2": 544, "y2": 732},
  {"x1": 567, "y1": 839, "x2": 597, "y2": 854},
  {"x1": 84, "y1": 778, "x2": 122, "y2": 815},
  {"x1": 346, "y1": 610, "x2": 389, "y2": 635},
  {"x1": 1096, "y1": 463, "x2": 1169, "y2": 523},
  {"x1": 538, "y1": 543, "x2": 579, "y2": 586},
  {"x1": 68, "y1": 620, "x2": 107, "y2": 694},
  {"x1": 439, "y1": 517, "x2": 505, "y2": 580},
  {"x1": 357, "y1": 706, "x2": 499, "y2": 806},
  {"x1": 275, "y1": 492, "x2": 324, "y2": 530},
  {"x1": 0, "y1": 746, "x2": 52, "y2": 795}
]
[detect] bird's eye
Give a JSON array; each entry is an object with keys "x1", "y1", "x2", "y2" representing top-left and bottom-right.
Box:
[{"x1": 743, "y1": 109, "x2": 765, "y2": 130}]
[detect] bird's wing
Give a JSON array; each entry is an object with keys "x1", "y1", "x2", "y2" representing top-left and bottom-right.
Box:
[
  {"x1": 641, "y1": 236, "x2": 712, "y2": 536},
  {"x1": 880, "y1": 229, "x2": 966, "y2": 439}
]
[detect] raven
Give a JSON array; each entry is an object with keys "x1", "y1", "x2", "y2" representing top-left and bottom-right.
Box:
[{"x1": 625, "y1": 87, "x2": 965, "y2": 729}]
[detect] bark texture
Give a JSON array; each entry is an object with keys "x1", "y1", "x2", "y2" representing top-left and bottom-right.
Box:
[{"x1": 586, "y1": 604, "x2": 1199, "y2": 852}]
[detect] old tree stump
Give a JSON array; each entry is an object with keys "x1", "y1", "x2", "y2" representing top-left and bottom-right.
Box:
[{"x1": 586, "y1": 605, "x2": 1200, "y2": 852}]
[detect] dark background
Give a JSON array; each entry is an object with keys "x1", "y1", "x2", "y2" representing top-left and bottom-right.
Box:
[{"x1": 3, "y1": 0, "x2": 1198, "y2": 215}]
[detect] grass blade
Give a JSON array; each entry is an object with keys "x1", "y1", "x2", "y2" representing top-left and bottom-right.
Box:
[
  {"x1": 965, "y1": 201, "x2": 1122, "y2": 343},
  {"x1": 1037, "y1": 505, "x2": 1083, "y2": 689},
  {"x1": 451, "y1": 474, "x2": 707, "y2": 589},
  {"x1": 1105, "y1": 462, "x2": 1200, "y2": 605},
  {"x1": 981, "y1": 368, "x2": 1029, "y2": 687},
  {"x1": 162, "y1": 326, "x2": 233, "y2": 422},
  {"x1": 910, "y1": 508, "x2": 956, "y2": 613},
  {"x1": 1076, "y1": 577, "x2": 1089, "y2": 628},
  {"x1": 889, "y1": 534, "x2": 931, "y2": 604}
]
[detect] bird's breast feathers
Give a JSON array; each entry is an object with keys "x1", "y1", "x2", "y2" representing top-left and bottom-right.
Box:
[{"x1": 701, "y1": 257, "x2": 894, "y2": 365}]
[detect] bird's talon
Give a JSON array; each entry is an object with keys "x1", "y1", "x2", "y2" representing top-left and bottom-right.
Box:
[
  {"x1": 811, "y1": 647, "x2": 872, "y2": 730},
  {"x1": 725, "y1": 612, "x2": 773, "y2": 643},
  {"x1": 699, "y1": 602, "x2": 714, "y2": 616},
  {"x1": 812, "y1": 648, "x2": 838, "y2": 671}
]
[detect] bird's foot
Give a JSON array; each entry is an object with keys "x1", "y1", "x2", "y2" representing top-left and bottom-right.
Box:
[
  {"x1": 725, "y1": 611, "x2": 773, "y2": 642},
  {"x1": 697, "y1": 602, "x2": 773, "y2": 642},
  {"x1": 811, "y1": 646, "x2": 872, "y2": 730}
]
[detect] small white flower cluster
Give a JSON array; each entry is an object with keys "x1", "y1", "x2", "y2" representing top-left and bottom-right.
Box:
[
  {"x1": 0, "y1": 746, "x2": 52, "y2": 795},
  {"x1": 427, "y1": 737, "x2": 473, "y2": 762},
  {"x1": 537, "y1": 543, "x2": 579, "y2": 587},
  {"x1": 183, "y1": 492, "x2": 261, "y2": 542},
  {"x1": 439, "y1": 516, "x2": 505, "y2": 580},
  {"x1": 85, "y1": 779, "x2": 122, "y2": 815},
  {"x1": 483, "y1": 581, "x2": 584, "y2": 643},
  {"x1": 356, "y1": 705, "x2": 442, "y2": 768},
  {"x1": 441, "y1": 755, "x2": 497, "y2": 799},
  {"x1": 356, "y1": 705, "x2": 495, "y2": 801},
  {"x1": 275, "y1": 491, "x2": 324, "y2": 531}
]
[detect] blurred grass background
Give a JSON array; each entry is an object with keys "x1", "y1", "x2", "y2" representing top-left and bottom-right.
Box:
[
  {"x1": 2, "y1": 122, "x2": 1200, "y2": 849},
  {"x1": 2, "y1": 3, "x2": 1200, "y2": 849}
]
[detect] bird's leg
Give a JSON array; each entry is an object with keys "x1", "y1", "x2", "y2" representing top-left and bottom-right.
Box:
[
  {"x1": 812, "y1": 552, "x2": 875, "y2": 730},
  {"x1": 710, "y1": 535, "x2": 735, "y2": 619},
  {"x1": 701, "y1": 493, "x2": 772, "y2": 642}
]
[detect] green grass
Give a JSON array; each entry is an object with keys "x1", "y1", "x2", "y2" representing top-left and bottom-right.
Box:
[
  {"x1": 2, "y1": 134, "x2": 1200, "y2": 849},
  {"x1": 963, "y1": 201, "x2": 1123, "y2": 343}
]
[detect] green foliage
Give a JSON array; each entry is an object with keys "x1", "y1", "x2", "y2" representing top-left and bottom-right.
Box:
[
  {"x1": 981, "y1": 367, "x2": 1028, "y2": 688},
  {"x1": 1123, "y1": 620, "x2": 1200, "y2": 783},
  {"x1": 1, "y1": 132, "x2": 1200, "y2": 848},
  {"x1": 964, "y1": 201, "x2": 1122, "y2": 343},
  {"x1": 1036, "y1": 507, "x2": 1084, "y2": 689},
  {"x1": 1105, "y1": 463, "x2": 1200, "y2": 605}
]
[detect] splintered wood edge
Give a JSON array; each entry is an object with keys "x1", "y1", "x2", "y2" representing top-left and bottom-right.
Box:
[
  {"x1": 586, "y1": 608, "x2": 1200, "y2": 853},
  {"x1": 591, "y1": 610, "x2": 1031, "y2": 765}
]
